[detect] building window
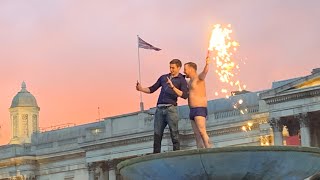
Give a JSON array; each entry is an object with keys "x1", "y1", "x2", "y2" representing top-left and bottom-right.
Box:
[
  {"x1": 260, "y1": 135, "x2": 272, "y2": 146},
  {"x1": 91, "y1": 128, "x2": 103, "y2": 135},
  {"x1": 64, "y1": 178, "x2": 74, "y2": 180},
  {"x1": 13, "y1": 115, "x2": 18, "y2": 137},
  {"x1": 22, "y1": 114, "x2": 28, "y2": 136},
  {"x1": 64, "y1": 173, "x2": 74, "y2": 180},
  {"x1": 32, "y1": 114, "x2": 38, "y2": 132}
]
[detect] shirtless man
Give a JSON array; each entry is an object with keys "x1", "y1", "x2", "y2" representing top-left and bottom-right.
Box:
[{"x1": 183, "y1": 57, "x2": 213, "y2": 148}]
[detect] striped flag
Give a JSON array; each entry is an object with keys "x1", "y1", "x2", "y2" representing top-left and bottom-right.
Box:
[{"x1": 138, "y1": 36, "x2": 161, "y2": 51}]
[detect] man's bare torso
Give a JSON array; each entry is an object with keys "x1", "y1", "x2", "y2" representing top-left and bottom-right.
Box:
[{"x1": 188, "y1": 76, "x2": 207, "y2": 108}]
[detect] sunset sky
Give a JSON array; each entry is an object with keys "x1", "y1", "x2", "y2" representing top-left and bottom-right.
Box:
[{"x1": 0, "y1": 0, "x2": 319, "y2": 145}]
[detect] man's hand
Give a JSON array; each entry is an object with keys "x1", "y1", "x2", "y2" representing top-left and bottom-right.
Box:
[
  {"x1": 136, "y1": 81, "x2": 142, "y2": 91},
  {"x1": 206, "y1": 51, "x2": 212, "y2": 65},
  {"x1": 166, "y1": 77, "x2": 174, "y2": 88},
  {"x1": 206, "y1": 56, "x2": 211, "y2": 65},
  {"x1": 136, "y1": 81, "x2": 151, "y2": 94}
]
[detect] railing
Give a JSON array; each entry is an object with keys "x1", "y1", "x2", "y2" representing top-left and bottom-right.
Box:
[
  {"x1": 214, "y1": 105, "x2": 259, "y2": 119},
  {"x1": 39, "y1": 123, "x2": 77, "y2": 132}
]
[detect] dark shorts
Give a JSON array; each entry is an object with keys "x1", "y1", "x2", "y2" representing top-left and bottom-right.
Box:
[{"x1": 189, "y1": 107, "x2": 208, "y2": 120}]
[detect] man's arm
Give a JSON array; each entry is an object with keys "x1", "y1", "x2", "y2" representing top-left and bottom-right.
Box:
[
  {"x1": 166, "y1": 77, "x2": 188, "y2": 99},
  {"x1": 136, "y1": 77, "x2": 161, "y2": 94},
  {"x1": 179, "y1": 77, "x2": 188, "y2": 99},
  {"x1": 199, "y1": 57, "x2": 210, "y2": 80},
  {"x1": 166, "y1": 77, "x2": 183, "y2": 97},
  {"x1": 136, "y1": 81, "x2": 151, "y2": 93}
]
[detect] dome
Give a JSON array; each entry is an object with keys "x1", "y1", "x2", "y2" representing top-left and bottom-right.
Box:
[{"x1": 10, "y1": 81, "x2": 39, "y2": 108}]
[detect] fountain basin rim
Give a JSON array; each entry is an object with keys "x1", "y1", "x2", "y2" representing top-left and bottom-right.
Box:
[{"x1": 117, "y1": 146, "x2": 320, "y2": 172}]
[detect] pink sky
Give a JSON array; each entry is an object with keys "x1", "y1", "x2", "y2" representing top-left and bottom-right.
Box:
[{"x1": 0, "y1": 0, "x2": 319, "y2": 145}]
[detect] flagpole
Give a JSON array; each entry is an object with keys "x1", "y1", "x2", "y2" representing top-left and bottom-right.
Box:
[{"x1": 137, "y1": 35, "x2": 144, "y2": 111}]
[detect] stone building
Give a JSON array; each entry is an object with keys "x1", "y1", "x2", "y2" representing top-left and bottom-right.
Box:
[{"x1": 0, "y1": 68, "x2": 319, "y2": 180}]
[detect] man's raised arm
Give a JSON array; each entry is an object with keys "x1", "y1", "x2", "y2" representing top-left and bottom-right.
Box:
[{"x1": 199, "y1": 57, "x2": 210, "y2": 80}]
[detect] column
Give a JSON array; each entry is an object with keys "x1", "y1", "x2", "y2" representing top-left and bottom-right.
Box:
[
  {"x1": 268, "y1": 117, "x2": 284, "y2": 145},
  {"x1": 98, "y1": 162, "x2": 108, "y2": 180},
  {"x1": 96, "y1": 165, "x2": 104, "y2": 180},
  {"x1": 295, "y1": 113, "x2": 311, "y2": 147},
  {"x1": 103, "y1": 166, "x2": 109, "y2": 180},
  {"x1": 109, "y1": 169, "x2": 116, "y2": 180},
  {"x1": 108, "y1": 161, "x2": 116, "y2": 180},
  {"x1": 88, "y1": 163, "x2": 95, "y2": 180}
]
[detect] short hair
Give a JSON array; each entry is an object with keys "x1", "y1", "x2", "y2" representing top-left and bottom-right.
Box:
[
  {"x1": 170, "y1": 59, "x2": 182, "y2": 67},
  {"x1": 185, "y1": 62, "x2": 197, "y2": 71}
]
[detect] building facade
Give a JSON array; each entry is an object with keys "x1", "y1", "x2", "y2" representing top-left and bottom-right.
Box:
[{"x1": 0, "y1": 68, "x2": 320, "y2": 180}]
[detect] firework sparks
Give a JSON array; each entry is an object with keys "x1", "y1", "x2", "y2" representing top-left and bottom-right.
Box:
[{"x1": 208, "y1": 24, "x2": 246, "y2": 98}]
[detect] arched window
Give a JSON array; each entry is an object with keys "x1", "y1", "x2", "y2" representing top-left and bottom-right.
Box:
[{"x1": 22, "y1": 114, "x2": 28, "y2": 136}]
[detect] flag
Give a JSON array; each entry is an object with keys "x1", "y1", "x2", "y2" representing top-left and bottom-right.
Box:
[{"x1": 138, "y1": 36, "x2": 161, "y2": 51}]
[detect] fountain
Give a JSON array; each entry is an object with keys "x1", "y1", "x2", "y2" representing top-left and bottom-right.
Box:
[{"x1": 117, "y1": 146, "x2": 320, "y2": 180}]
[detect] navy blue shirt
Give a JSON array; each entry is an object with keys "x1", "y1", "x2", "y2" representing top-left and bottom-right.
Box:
[{"x1": 149, "y1": 73, "x2": 188, "y2": 106}]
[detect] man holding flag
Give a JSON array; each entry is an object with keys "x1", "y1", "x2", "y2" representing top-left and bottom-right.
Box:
[{"x1": 136, "y1": 36, "x2": 188, "y2": 153}]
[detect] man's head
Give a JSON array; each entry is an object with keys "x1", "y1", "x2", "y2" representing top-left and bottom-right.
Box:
[
  {"x1": 184, "y1": 62, "x2": 197, "y2": 78},
  {"x1": 169, "y1": 59, "x2": 182, "y2": 76}
]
